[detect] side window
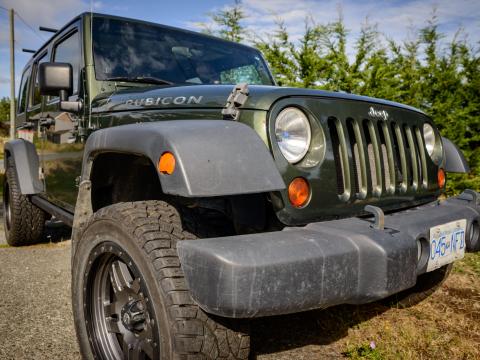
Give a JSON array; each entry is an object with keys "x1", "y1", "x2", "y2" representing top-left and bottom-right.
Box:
[
  {"x1": 53, "y1": 31, "x2": 80, "y2": 95},
  {"x1": 17, "y1": 67, "x2": 31, "y2": 114},
  {"x1": 31, "y1": 53, "x2": 48, "y2": 107}
]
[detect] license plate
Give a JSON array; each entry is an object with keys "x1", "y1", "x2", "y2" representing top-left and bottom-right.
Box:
[{"x1": 427, "y1": 219, "x2": 467, "y2": 272}]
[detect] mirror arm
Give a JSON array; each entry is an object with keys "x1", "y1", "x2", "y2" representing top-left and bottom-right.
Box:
[
  {"x1": 59, "y1": 89, "x2": 68, "y2": 101},
  {"x1": 60, "y1": 100, "x2": 83, "y2": 113}
]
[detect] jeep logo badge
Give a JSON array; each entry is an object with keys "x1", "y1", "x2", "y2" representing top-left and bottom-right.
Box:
[{"x1": 368, "y1": 107, "x2": 389, "y2": 121}]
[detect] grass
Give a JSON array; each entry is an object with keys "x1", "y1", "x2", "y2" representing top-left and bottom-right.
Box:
[
  {"x1": 454, "y1": 252, "x2": 480, "y2": 276},
  {"x1": 253, "y1": 252, "x2": 480, "y2": 359},
  {"x1": 0, "y1": 135, "x2": 83, "y2": 160},
  {"x1": 336, "y1": 252, "x2": 480, "y2": 360},
  {"x1": 343, "y1": 343, "x2": 383, "y2": 360}
]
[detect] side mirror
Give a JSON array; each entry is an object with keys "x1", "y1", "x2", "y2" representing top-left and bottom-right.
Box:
[
  {"x1": 39, "y1": 62, "x2": 82, "y2": 112},
  {"x1": 39, "y1": 62, "x2": 73, "y2": 101}
]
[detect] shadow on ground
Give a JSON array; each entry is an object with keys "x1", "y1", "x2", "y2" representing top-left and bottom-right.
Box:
[{"x1": 251, "y1": 302, "x2": 388, "y2": 357}]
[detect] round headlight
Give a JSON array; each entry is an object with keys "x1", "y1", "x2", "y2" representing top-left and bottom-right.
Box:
[
  {"x1": 423, "y1": 123, "x2": 436, "y2": 157},
  {"x1": 275, "y1": 107, "x2": 311, "y2": 163},
  {"x1": 423, "y1": 123, "x2": 443, "y2": 164}
]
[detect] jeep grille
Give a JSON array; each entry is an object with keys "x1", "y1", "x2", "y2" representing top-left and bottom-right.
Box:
[{"x1": 328, "y1": 117, "x2": 429, "y2": 201}]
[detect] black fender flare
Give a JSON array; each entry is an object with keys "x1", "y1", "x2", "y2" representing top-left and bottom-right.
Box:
[
  {"x1": 83, "y1": 120, "x2": 286, "y2": 197},
  {"x1": 3, "y1": 139, "x2": 44, "y2": 195},
  {"x1": 442, "y1": 137, "x2": 470, "y2": 173}
]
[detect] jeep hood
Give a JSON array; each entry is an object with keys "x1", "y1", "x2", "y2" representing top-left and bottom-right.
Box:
[{"x1": 91, "y1": 84, "x2": 424, "y2": 115}]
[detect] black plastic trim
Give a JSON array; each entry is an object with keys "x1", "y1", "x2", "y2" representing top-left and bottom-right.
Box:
[
  {"x1": 31, "y1": 195, "x2": 74, "y2": 227},
  {"x1": 442, "y1": 137, "x2": 470, "y2": 173},
  {"x1": 178, "y1": 190, "x2": 480, "y2": 318},
  {"x1": 83, "y1": 120, "x2": 286, "y2": 197},
  {"x1": 4, "y1": 139, "x2": 44, "y2": 195}
]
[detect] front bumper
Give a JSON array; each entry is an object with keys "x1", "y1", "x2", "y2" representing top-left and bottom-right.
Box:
[{"x1": 177, "y1": 191, "x2": 480, "y2": 318}]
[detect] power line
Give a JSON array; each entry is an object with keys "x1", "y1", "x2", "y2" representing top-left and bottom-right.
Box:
[{"x1": 13, "y1": 10, "x2": 46, "y2": 41}]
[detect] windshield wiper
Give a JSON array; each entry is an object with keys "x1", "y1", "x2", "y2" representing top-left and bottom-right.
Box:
[{"x1": 106, "y1": 76, "x2": 174, "y2": 85}]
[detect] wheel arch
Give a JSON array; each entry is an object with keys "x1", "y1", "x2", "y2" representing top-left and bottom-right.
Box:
[
  {"x1": 73, "y1": 120, "x2": 285, "y2": 248},
  {"x1": 89, "y1": 152, "x2": 163, "y2": 212},
  {"x1": 3, "y1": 139, "x2": 44, "y2": 194},
  {"x1": 442, "y1": 137, "x2": 470, "y2": 173},
  {"x1": 81, "y1": 120, "x2": 285, "y2": 198}
]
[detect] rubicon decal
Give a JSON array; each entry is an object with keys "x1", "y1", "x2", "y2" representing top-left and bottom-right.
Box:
[
  {"x1": 125, "y1": 96, "x2": 203, "y2": 106},
  {"x1": 368, "y1": 107, "x2": 389, "y2": 121}
]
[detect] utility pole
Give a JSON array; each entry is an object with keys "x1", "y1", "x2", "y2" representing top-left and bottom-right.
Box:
[{"x1": 9, "y1": 8, "x2": 16, "y2": 140}]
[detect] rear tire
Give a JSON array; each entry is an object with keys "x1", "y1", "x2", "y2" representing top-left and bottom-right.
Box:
[
  {"x1": 72, "y1": 201, "x2": 250, "y2": 359},
  {"x1": 387, "y1": 264, "x2": 452, "y2": 308},
  {"x1": 3, "y1": 157, "x2": 46, "y2": 246}
]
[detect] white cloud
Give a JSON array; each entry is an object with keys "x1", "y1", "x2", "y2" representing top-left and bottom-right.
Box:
[
  {"x1": 0, "y1": 0, "x2": 89, "y2": 28},
  {"x1": 189, "y1": 0, "x2": 480, "y2": 50},
  {"x1": 0, "y1": 0, "x2": 95, "y2": 97}
]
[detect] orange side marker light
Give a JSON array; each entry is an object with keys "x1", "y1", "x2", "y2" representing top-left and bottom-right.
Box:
[{"x1": 158, "y1": 152, "x2": 176, "y2": 175}]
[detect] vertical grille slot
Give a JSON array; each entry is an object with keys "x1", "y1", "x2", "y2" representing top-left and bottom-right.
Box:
[
  {"x1": 378, "y1": 121, "x2": 396, "y2": 194},
  {"x1": 415, "y1": 126, "x2": 428, "y2": 188},
  {"x1": 363, "y1": 119, "x2": 382, "y2": 197},
  {"x1": 328, "y1": 117, "x2": 351, "y2": 201},
  {"x1": 392, "y1": 123, "x2": 408, "y2": 192},
  {"x1": 404, "y1": 125, "x2": 419, "y2": 190},
  {"x1": 347, "y1": 118, "x2": 367, "y2": 199}
]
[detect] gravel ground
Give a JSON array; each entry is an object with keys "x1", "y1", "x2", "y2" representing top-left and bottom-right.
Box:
[
  {"x1": 0, "y1": 241, "x2": 80, "y2": 360},
  {"x1": 0, "y1": 237, "x2": 344, "y2": 359}
]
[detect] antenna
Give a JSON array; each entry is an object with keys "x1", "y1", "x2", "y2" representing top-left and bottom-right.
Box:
[
  {"x1": 22, "y1": 48, "x2": 36, "y2": 53},
  {"x1": 39, "y1": 26, "x2": 58, "y2": 33}
]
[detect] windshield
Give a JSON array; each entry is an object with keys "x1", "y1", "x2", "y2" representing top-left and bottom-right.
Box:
[{"x1": 92, "y1": 16, "x2": 274, "y2": 86}]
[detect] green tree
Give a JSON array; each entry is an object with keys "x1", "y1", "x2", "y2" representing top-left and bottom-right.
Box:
[
  {"x1": 0, "y1": 97, "x2": 11, "y2": 122},
  {"x1": 204, "y1": 2, "x2": 479, "y2": 192},
  {"x1": 202, "y1": 0, "x2": 245, "y2": 42}
]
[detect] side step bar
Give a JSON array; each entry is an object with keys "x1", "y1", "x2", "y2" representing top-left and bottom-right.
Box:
[{"x1": 31, "y1": 195, "x2": 74, "y2": 227}]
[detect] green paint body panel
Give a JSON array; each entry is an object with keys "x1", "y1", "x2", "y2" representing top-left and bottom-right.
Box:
[{"x1": 18, "y1": 12, "x2": 442, "y2": 226}]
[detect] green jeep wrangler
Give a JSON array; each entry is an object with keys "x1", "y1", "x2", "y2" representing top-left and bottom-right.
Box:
[{"x1": 4, "y1": 12, "x2": 480, "y2": 359}]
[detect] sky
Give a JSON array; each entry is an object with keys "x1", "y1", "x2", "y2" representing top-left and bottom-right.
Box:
[{"x1": 0, "y1": 0, "x2": 479, "y2": 98}]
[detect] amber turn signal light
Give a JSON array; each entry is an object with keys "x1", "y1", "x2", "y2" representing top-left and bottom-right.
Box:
[
  {"x1": 288, "y1": 177, "x2": 310, "y2": 208},
  {"x1": 158, "y1": 152, "x2": 176, "y2": 175},
  {"x1": 437, "y1": 168, "x2": 446, "y2": 188}
]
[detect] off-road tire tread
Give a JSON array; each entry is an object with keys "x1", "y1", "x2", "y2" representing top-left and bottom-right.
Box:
[
  {"x1": 4, "y1": 157, "x2": 46, "y2": 246},
  {"x1": 85, "y1": 201, "x2": 250, "y2": 359}
]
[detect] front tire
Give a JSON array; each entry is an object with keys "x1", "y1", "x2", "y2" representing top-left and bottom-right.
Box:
[
  {"x1": 3, "y1": 157, "x2": 46, "y2": 246},
  {"x1": 72, "y1": 201, "x2": 250, "y2": 359}
]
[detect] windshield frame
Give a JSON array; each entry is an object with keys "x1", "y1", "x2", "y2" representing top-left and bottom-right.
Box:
[{"x1": 90, "y1": 14, "x2": 276, "y2": 87}]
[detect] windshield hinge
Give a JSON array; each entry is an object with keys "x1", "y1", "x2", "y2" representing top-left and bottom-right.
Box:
[{"x1": 222, "y1": 83, "x2": 249, "y2": 120}]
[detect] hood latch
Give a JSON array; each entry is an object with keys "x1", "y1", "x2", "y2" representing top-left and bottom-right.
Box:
[{"x1": 222, "y1": 83, "x2": 249, "y2": 120}]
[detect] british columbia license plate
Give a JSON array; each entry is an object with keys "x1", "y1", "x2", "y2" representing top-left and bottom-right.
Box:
[{"x1": 427, "y1": 219, "x2": 467, "y2": 272}]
